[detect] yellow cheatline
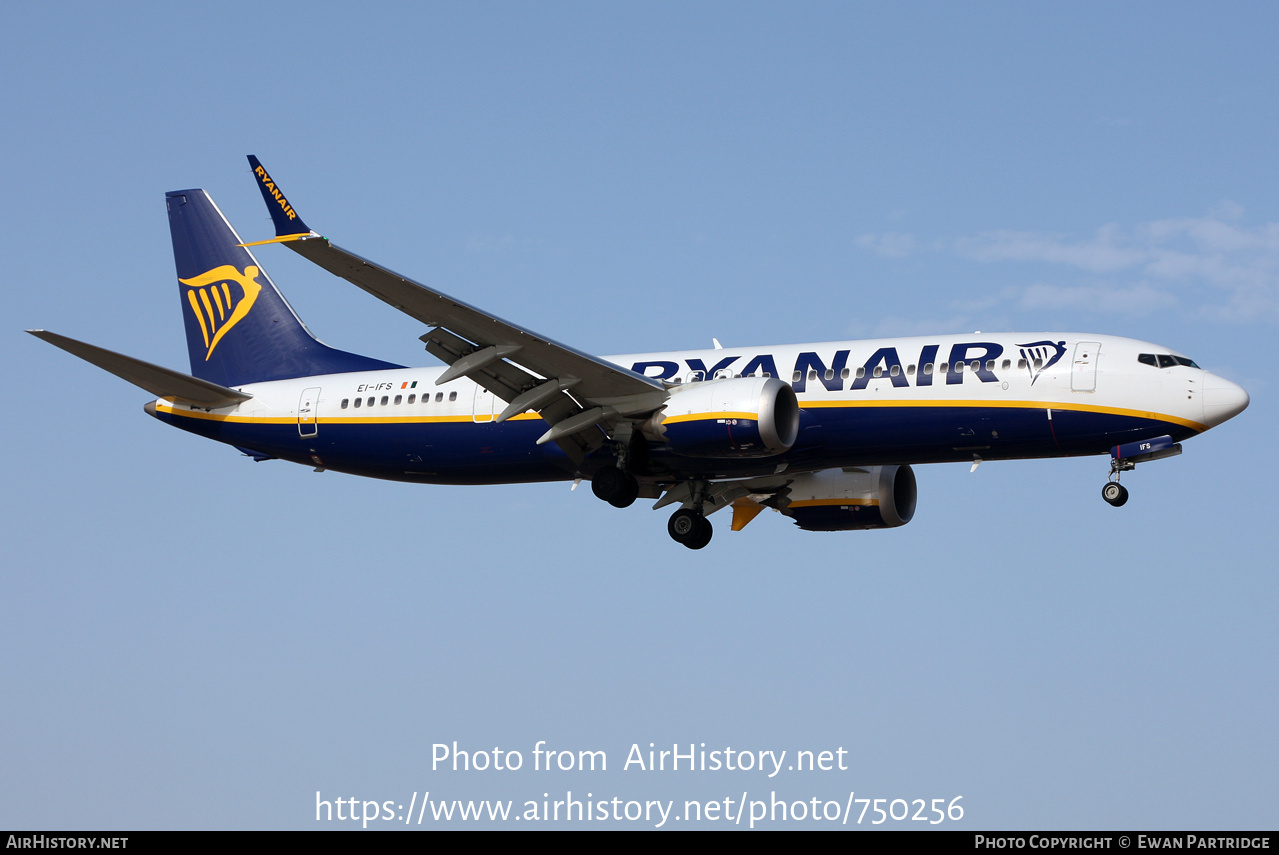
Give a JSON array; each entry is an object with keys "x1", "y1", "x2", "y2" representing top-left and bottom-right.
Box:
[
  {"x1": 789, "y1": 498, "x2": 877, "y2": 507},
  {"x1": 800, "y1": 398, "x2": 1204, "y2": 432},
  {"x1": 662, "y1": 411, "x2": 758, "y2": 425},
  {"x1": 155, "y1": 403, "x2": 544, "y2": 426}
]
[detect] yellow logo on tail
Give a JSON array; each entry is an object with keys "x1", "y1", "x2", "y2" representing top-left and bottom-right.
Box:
[{"x1": 179, "y1": 265, "x2": 263, "y2": 360}]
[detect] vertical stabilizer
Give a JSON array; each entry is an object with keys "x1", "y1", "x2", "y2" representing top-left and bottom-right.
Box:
[{"x1": 166, "y1": 188, "x2": 400, "y2": 387}]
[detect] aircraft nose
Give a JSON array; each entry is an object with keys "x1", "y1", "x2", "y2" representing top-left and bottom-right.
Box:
[{"x1": 1202, "y1": 373, "x2": 1249, "y2": 428}]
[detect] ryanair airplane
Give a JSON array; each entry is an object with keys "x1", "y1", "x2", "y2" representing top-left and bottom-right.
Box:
[{"x1": 30, "y1": 157, "x2": 1250, "y2": 549}]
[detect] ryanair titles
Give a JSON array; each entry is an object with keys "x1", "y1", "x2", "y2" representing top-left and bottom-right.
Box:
[
  {"x1": 631, "y1": 339, "x2": 1068, "y2": 392},
  {"x1": 252, "y1": 163, "x2": 300, "y2": 222}
]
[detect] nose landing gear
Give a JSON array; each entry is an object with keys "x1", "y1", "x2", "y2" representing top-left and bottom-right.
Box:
[
  {"x1": 1102, "y1": 480, "x2": 1129, "y2": 507},
  {"x1": 1101, "y1": 434, "x2": 1182, "y2": 508}
]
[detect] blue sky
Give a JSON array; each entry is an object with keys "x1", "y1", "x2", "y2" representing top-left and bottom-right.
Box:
[{"x1": 3, "y1": 2, "x2": 1276, "y2": 829}]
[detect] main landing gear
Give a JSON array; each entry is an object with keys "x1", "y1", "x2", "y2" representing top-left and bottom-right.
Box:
[
  {"x1": 591, "y1": 465, "x2": 639, "y2": 508},
  {"x1": 668, "y1": 507, "x2": 713, "y2": 550}
]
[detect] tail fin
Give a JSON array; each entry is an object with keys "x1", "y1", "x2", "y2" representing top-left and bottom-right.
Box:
[{"x1": 166, "y1": 188, "x2": 401, "y2": 387}]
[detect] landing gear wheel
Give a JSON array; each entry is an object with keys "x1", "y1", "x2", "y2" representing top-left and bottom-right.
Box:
[
  {"x1": 1102, "y1": 481, "x2": 1129, "y2": 507},
  {"x1": 668, "y1": 508, "x2": 713, "y2": 549},
  {"x1": 592, "y1": 467, "x2": 639, "y2": 508}
]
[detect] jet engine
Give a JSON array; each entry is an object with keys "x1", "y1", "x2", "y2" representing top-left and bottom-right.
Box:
[
  {"x1": 779, "y1": 465, "x2": 917, "y2": 531},
  {"x1": 647, "y1": 376, "x2": 800, "y2": 458}
]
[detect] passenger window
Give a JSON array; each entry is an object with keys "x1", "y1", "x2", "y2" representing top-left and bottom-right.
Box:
[
  {"x1": 449, "y1": 392, "x2": 457, "y2": 402},
  {"x1": 907, "y1": 364, "x2": 916, "y2": 375},
  {"x1": 341, "y1": 399, "x2": 349, "y2": 409},
  {"x1": 890, "y1": 365, "x2": 900, "y2": 377},
  {"x1": 435, "y1": 392, "x2": 443, "y2": 402},
  {"x1": 1001, "y1": 359, "x2": 1011, "y2": 370},
  {"x1": 856, "y1": 367, "x2": 866, "y2": 379},
  {"x1": 923, "y1": 364, "x2": 933, "y2": 375},
  {"x1": 353, "y1": 398, "x2": 362, "y2": 408},
  {"x1": 367, "y1": 397, "x2": 375, "y2": 407},
  {"x1": 408, "y1": 394, "x2": 416, "y2": 404},
  {"x1": 394, "y1": 395, "x2": 402, "y2": 405},
  {"x1": 381, "y1": 396, "x2": 389, "y2": 406},
  {"x1": 840, "y1": 368, "x2": 850, "y2": 379}
]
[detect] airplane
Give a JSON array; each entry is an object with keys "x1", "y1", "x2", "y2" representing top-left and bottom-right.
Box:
[{"x1": 29, "y1": 156, "x2": 1250, "y2": 549}]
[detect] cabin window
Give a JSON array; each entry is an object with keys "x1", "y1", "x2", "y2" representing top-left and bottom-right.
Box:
[
  {"x1": 449, "y1": 391, "x2": 457, "y2": 402},
  {"x1": 792, "y1": 371, "x2": 801, "y2": 383},
  {"x1": 408, "y1": 394, "x2": 416, "y2": 404},
  {"x1": 380, "y1": 396, "x2": 389, "y2": 406},
  {"x1": 394, "y1": 395, "x2": 402, "y2": 405},
  {"x1": 353, "y1": 398, "x2": 362, "y2": 408},
  {"x1": 367, "y1": 397, "x2": 375, "y2": 407},
  {"x1": 824, "y1": 369, "x2": 834, "y2": 381},
  {"x1": 890, "y1": 365, "x2": 901, "y2": 377},
  {"x1": 341, "y1": 399, "x2": 349, "y2": 409},
  {"x1": 907, "y1": 364, "x2": 916, "y2": 375},
  {"x1": 1001, "y1": 359, "x2": 1011, "y2": 370},
  {"x1": 856, "y1": 367, "x2": 866, "y2": 379},
  {"x1": 808, "y1": 370, "x2": 818, "y2": 381},
  {"x1": 435, "y1": 392, "x2": 444, "y2": 402},
  {"x1": 940, "y1": 362, "x2": 949, "y2": 373},
  {"x1": 985, "y1": 360, "x2": 995, "y2": 371},
  {"x1": 873, "y1": 366, "x2": 883, "y2": 377},
  {"x1": 1018, "y1": 358, "x2": 1027, "y2": 370},
  {"x1": 840, "y1": 367, "x2": 850, "y2": 379}
]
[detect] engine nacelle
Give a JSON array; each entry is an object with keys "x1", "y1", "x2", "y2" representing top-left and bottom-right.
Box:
[
  {"x1": 781, "y1": 465, "x2": 917, "y2": 531},
  {"x1": 648, "y1": 376, "x2": 800, "y2": 458}
]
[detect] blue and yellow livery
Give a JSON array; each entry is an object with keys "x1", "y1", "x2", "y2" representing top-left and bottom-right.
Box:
[{"x1": 29, "y1": 158, "x2": 1250, "y2": 549}]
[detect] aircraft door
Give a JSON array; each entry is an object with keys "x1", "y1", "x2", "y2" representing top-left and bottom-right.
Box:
[
  {"x1": 1071, "y1": 342, "x2": 1100, "y2": 392},
  {"x1": 472, "y1": 385, "x2": 495, "y2": 423},
  {"x1": 298, "y1": 386, "x2": 321, "y2": 437}
]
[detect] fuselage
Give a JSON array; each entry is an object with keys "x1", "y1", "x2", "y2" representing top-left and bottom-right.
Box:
[{"x1": 148, "y1": 332, "x2": 1249, "y2": 486}]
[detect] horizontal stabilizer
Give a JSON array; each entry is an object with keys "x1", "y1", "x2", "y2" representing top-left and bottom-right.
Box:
[{"x1": 27, "y1": 330, "x2": 252, "y2": 408}]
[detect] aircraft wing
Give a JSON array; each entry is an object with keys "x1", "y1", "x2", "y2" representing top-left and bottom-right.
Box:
[
  {"x1": 245, "y1": 156, "x2": 667, "y2": 461},
  {"x1": 28, "y1": 330, "x2": 252, "y2": 408}
]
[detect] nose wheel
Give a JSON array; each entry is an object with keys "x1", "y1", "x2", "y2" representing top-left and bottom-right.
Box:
[
  {"x1": 668, "y1": 508, "x2": 713, "y2": 549},
  {"x1": 1101, "y1": 481, "x2": 1129, "y2": 507}
]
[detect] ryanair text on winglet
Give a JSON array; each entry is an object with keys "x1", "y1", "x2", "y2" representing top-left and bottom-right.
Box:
[{"x1": 253, "y1": 164, "x2": 299, "y2": 221}]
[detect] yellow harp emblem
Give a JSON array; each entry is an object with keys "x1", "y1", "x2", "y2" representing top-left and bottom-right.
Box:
[{"x1": 179, "y1": 265, "x2": 263, "y2": 361}]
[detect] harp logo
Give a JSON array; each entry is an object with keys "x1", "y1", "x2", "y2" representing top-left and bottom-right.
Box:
[
  {"x1": 180, "y1": 265, "x2": 263, "y2": 360},
  {"x1": 1017, "y1": 339, "x2": 1067, "y2": 385}
]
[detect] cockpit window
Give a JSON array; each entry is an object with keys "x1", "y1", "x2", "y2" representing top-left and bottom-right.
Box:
[{"x1": 1140, "y1": 352, "x2": 1201, "y2": 369}]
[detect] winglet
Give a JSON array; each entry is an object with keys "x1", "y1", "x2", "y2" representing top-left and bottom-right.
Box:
[{"x1": 246, "y1": 155, "x2": 312, "y2": 239}]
